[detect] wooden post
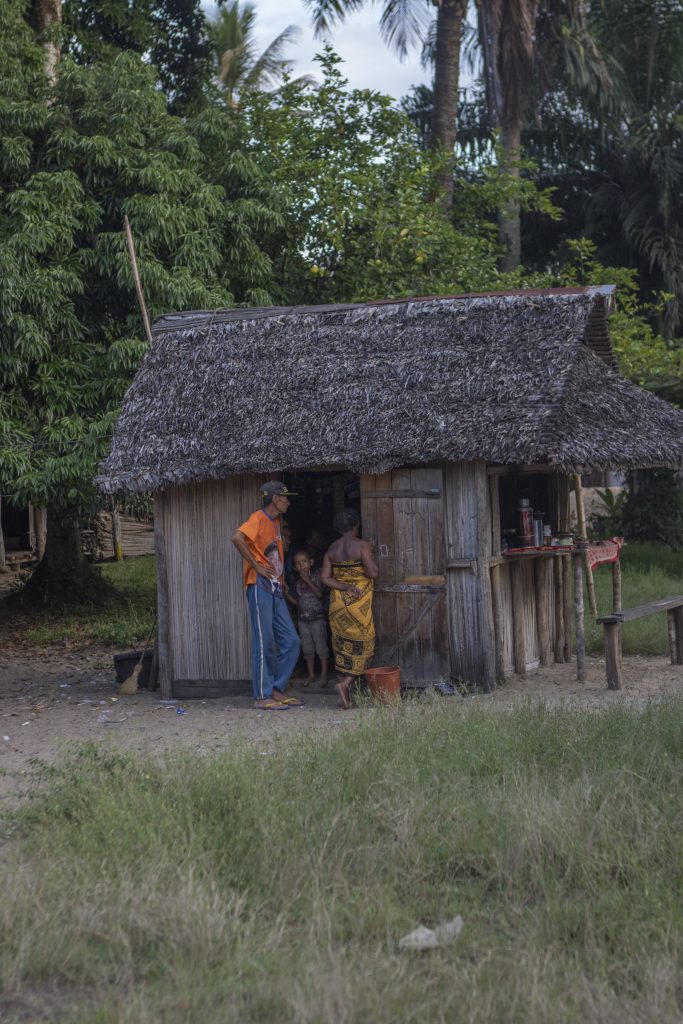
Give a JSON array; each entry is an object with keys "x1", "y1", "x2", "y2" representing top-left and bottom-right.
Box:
[
  {"x1": 562, "y1": 554, "x2": 572, "y2": 662},
  {"x1": 511, "y1": 561, "x2": 526, "y2": 675},
  {"x1": 574, "y1": 553, "x2": 585, "y2": 682},
  {"x1": 553, "y1": 555, "x2": 565, "y2": 662},
  {"x1": 673, "y1": 607, "x2": 683, "y2": 665},
  {"x1": 154, "y1": 493, "x2": 172, "y2": 699},
  {"x1": 123, "y1": 215, "x2": 154, "y2": 346},
  {"x1": 534, "y1": 557, "x2": 552, "y2": 666},
  {"x1": 475, "y1": 461, "x2": 496, "y2": 692},
  {"x1": 559, "y1": 475, "x2": 572, "y2": 662},
  {"x1": 612, "y1": 559, "x2": 622, "y2": 672},
  {"x1": 667, "y1": 610, "x2": 677, "y2": 665},
  {"x1": 111, "y1": 501, "x2": 123, "y2": 561},
  {"x1": 488, "y1": 474, "x2": 505, "y2": 682},
  {"x1": 604, "y1": 622, "x2": 623, "y2": 690},
  {"x1": 573, "y1": 472, "x2": 597, "y2": 616}
]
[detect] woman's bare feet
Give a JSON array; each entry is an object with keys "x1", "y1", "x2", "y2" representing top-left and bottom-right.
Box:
[{"x1": 335, "y1": 675, "x2": 353, "y2": 709}]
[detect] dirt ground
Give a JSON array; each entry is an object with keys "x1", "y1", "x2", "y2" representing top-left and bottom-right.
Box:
[{"x1": 1, "y1": 636, "x2": 682, "y2": 806}]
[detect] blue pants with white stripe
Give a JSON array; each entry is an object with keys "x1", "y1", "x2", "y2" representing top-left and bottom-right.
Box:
[{"x1": 246, "y1": 583, "x2": 301, "y2": 701}]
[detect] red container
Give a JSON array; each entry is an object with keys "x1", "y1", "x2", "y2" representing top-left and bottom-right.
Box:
[{"x1": 364, "y1": 666, "x2": 401, "y2": 702}]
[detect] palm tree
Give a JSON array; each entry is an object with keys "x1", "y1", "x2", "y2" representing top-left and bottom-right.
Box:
[
  {"x1": 476, "y1": 0, "x2": 612, "y2": 270},
  {"x1": 208, "y1": 1, "x2": 304, "y2": 108},
  {"x1": 303, "y1": 0, "x2": 468, "y2": 210}
]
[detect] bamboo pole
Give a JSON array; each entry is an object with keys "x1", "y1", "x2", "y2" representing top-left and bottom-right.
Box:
[
  {"x1": 574, "y1": 552, "x2": 585, "y2": 682},
  {"x1": 573, "y1": 472, "x2": 597, "y2": 616},
  {"x1": 612, "y1": 559, "x2": 622, "y2": 672},
  {"x1": 123, "y1": 215, "x2": 153, "y2": 345},
  {"x1": 553, "y1": 555, "x2": 565, "y2": 662}
]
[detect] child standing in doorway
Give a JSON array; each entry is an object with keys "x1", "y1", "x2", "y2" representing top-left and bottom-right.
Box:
[{"x1": 286, "y1": 550, "x2": 329, "y2": 687}]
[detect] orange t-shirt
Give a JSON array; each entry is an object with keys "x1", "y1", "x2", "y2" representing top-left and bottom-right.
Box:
[{"x1": 238, "y1": 510, "x2": 284, "y2": 587}]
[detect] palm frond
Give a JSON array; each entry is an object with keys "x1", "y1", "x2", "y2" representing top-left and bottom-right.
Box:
[
  {"x1": 301, "y1": 0, "x2": 366, "y2": 36},
  {"x1": 378, "y1": 0, "x2": 433, "y2": 60},
  {"x1": 245, "y1": 25, "x2": 301, "y2": 89}
]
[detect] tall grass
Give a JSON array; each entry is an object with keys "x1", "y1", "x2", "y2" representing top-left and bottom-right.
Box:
[{"x1": 1, "y1": 700, "x2": 682, "y2": 1022}]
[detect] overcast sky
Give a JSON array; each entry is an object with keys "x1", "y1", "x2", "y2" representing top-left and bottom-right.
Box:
[{"x1": 205, "y1": 1, "x2": 433, "y2": 101}]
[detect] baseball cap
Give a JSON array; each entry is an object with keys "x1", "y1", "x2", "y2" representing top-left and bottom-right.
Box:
[{"x1": 261, "y1": 481, "x2": 298, "y2": 501}]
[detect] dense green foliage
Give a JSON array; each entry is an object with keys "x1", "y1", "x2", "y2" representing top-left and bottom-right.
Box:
[
  {"x1": 1, "y1": 0, "x2": 681, "y2": 581},
  {"x1": 245, "y1": 49, "x2": 557, "y2": 304},
  {"x1": 0, "y1": 1, "x2": 277, "y2": 532},
  {"x1": 61, "y1": 0, "x2": 214, "y2": 112},
  {"x1": 2, "y1": 700, "x2": 682, "y2": 1020}
]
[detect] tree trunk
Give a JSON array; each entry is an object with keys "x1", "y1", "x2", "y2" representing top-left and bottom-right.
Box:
[
  {"x1": 0, "y1": 496, "x2": 7, "y2": 572},
  {"x1": 499, "y1": 117, "x2": 522, "y2": 272},
  {"x1": 32, "y1": 0, "x2": 62, "y2": 86},
  {"x1": 18, "y1": 508, "x2": 117, "y2": 607},
  {"x1": 41, "y1": 510, "x2": 86, "y2": 580},
  {"x1": 35, "y1": 507, "x2": 47, "y2": 560},
  {"x1": 429, "y1": 0, "x2": 467, "y2": 211}
]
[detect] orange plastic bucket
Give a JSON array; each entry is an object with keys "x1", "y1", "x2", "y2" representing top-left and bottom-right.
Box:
[{"x1": 364, "y1": 666, "x2": 401, "y2": 702}]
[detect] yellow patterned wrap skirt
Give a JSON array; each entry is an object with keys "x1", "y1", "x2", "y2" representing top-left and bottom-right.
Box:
[{"x1": 329, "y1": 561, "x2": 375, "y2": 676}]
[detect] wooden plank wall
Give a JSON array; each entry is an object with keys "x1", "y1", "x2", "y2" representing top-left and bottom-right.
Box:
[
  {"x1": 360, "y1": 467, "x2": 448, "y2": 683},
  {"x1": 443, "y1": 460, "x2": 495, "y2": 689},
  {"x1": 156, "y1": 475, "x2": 263, "y2": 685}
]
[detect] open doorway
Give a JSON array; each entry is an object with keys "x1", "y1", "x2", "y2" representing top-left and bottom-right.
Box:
[{"x1": 282, "y1": 470, "x2": 360, "y2": 563}]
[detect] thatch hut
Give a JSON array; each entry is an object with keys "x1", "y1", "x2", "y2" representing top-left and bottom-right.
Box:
[{"x1": 98, "y1": 287, "x2": 683, "y2": 698}]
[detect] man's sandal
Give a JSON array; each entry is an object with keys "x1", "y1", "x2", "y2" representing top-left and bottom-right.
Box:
[
  {"x1": 280, "y1": 696, "x2": 304, "y2": 706},
  {"x1": 256, "y1": 700, "x2": 291, "y2": 710}
]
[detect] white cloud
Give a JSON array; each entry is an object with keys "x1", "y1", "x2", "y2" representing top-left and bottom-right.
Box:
[{"x1": 205, "y1": 1, "x2": 432, "y2": 101}]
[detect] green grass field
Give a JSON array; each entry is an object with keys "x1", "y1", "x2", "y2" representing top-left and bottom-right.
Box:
[{"x1": 1, "y1": 700, "x2": 682, "y2": 1023}]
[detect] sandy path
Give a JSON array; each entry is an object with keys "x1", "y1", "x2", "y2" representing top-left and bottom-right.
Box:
[{"x1": 1, "y1": 643, "x2": 682, "y2": 804}]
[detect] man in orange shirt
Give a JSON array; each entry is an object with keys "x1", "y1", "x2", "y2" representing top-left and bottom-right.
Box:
[{"x1": 231, "y1": 481, "x2": 302, "y2": 709}]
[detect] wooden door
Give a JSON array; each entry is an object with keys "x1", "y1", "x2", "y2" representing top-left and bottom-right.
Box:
[{"x1": 360, "y1": 467, "x2": 449, "y2": 684}]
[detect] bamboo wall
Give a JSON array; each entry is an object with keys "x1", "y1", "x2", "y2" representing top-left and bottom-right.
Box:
[{"x1": 155, "y1": 475, "x2": 263, "y2": 691}]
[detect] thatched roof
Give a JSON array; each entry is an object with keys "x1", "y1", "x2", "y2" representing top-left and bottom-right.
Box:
[{"x1": 98, "y1": 287, "x2": 683, "y2": 493}]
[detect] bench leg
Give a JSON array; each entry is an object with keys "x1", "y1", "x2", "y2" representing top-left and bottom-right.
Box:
[
  {"x1": 604, "y1": 622, "x2": 623, "y2": 690},
  {"x1": 667, "y1": 610, "x2": 677, "y2": 665},
  {"x1": 673, "y1": 607, "x2": 683, "y2": 665}
]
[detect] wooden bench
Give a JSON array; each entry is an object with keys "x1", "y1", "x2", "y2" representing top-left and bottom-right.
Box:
[{"x1": 596, "y1": 596, "x2": 683, "y2": 690}]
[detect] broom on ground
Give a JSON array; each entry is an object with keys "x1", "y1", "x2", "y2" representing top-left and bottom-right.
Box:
[{"x1": 119, "y1": 614, "x2": 157, "y2": 696}]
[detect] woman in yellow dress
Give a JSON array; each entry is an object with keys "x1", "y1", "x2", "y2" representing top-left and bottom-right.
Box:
[{"x1": 321, "y1": 508, "x2": 379, "y2": 709}]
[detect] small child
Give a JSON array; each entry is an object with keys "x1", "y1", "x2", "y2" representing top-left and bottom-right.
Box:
[{"x1": 286, "y1": 550, "x2": 329, "y2": 687}]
